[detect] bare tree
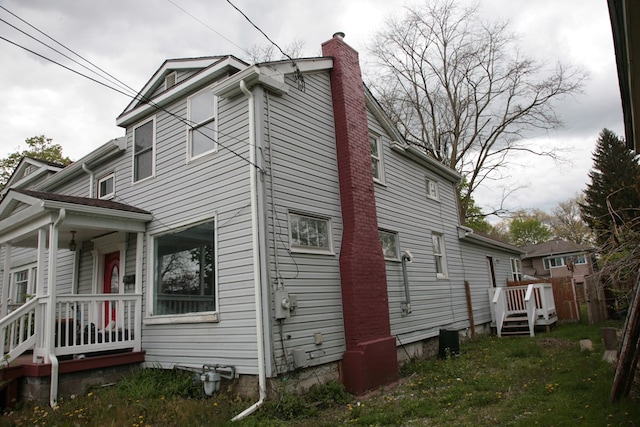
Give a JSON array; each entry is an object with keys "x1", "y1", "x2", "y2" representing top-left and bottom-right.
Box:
[
  {"x1": 549, "y1": 193, "x2": 594, "y2": 245},
  {"x1": 367, "y1": 0, "x2": 585, "y2": 221},
  {"x1": 248, "y1": 39, "x2": 306, "y2": 63}
]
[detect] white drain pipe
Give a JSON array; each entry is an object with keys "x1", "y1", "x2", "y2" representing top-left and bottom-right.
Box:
[
  {"x1": 48, "y1": 208, "x2": 65, "y2": 408},
  {"x1": 232, "y1": 80, "x2": 266, "y2": 421}
]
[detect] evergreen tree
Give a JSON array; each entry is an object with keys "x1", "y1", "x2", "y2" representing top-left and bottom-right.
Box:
[{"x1": 580, "y1": 129, "x2": 640, "y2": 246}]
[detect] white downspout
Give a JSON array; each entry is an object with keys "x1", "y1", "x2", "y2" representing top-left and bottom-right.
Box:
[
  {"x1": 232, "y1": 80, "x2": 267, "y2": 421},
  {"x1": 48, "y1": 208, "x2": 65, "y2": 408},
  {"x1": 82, "y1": 164, "x2": 94, "y2": 198}
]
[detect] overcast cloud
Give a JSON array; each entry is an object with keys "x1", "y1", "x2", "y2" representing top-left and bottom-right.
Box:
[{"x1": 0, "y1": 0, "x2": 623, "y2": 218}]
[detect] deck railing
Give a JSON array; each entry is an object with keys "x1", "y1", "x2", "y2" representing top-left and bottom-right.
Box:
[
  {"x1": 0, "y1": 297, "x2": 40, "y2": 364},
  {"x1": 53, "y1": 294, "x2": 142, "y2": 356},
  {"x1": 0, "y1": 294, "x2": 142, "y2": 365},
  {"x1": 489, "y1": 283, "x2": 556, "y2": 337}
]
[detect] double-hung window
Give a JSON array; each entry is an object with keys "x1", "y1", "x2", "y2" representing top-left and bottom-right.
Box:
[
  {"x1": 379, "y1": 229, "x2": 399, "y2": 260},
  {"x1": 188, "y1": 87, "x2": 217, "y2": 160},
  {"x1": 510, "y1": 257, "x2": 522, "y2": 281},
  {"x1": 289, "y1": 212, "x2": 332, "y2": 254},
  {"x1": 98, "y1": 173, "x2": 115, "y2": 199},
  {"x1": 9, "y1": 265, "x2": 36, "y2": 311},
  {"x1": 154, "y1": 220, "x2": 216, "y2": 316},
  {"x1": 133, "y1": 118, "x2": 155, "y2": 182},
  {"x1": 370, "y1": 134, "x2": 383, "y2": 182},
  {"x1": 432, "y1": 233, "x2": 448, "y2": 278},
  {"x1": 426, "y1": 178, "x2": 439, "y2": 200}
]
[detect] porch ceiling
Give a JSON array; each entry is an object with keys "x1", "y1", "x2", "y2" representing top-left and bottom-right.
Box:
[{"x1": 0, "y1": 189, "x2": 152, "y2": 247}]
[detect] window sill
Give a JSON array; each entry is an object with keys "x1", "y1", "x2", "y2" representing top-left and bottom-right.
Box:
[
  {"x1": 290, "y1": 247, "x2": 335, "y2": 256},
  {"x1": 144, "y1": 312, "x2": 219, "y2": 325}
]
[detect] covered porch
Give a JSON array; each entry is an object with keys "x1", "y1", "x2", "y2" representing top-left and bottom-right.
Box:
[
  {"x1": 0, "y1": 189, "x2": 152, "y2": 407},
  {"x1": 489, "y1": 283, "x2": 558, "y2": 337}
]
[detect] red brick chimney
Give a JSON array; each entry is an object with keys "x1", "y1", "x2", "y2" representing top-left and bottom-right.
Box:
[{"x1": 322, "y1": 32, "x2": 398, "y2": 394}]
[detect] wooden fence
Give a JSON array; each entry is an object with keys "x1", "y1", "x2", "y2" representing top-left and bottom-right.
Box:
[{"x1": 507, "y1": 277, "x2": 580, "y2": 322}]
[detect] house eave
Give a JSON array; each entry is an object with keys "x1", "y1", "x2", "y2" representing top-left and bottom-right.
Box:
[
  {"x1": 457, "y1": 226, "x2": 525, "y2": 254},
  {"x1": 391, "y1": 143, "x2": 461, "y2": 183},
  {"x1": 32, "y1": 137, "x2": 127, "y2": 193},
  {"x1": 213, "y1": 65, "x2": 289, "y2": 99}
]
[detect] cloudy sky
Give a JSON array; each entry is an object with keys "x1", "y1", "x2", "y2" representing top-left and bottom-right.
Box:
[{"x1": 0, "y1": 0, "x2": 623, "y2": 218}]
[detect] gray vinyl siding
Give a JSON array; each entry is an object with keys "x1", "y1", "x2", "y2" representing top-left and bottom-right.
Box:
[
  {"x1": 458, "y1": 241, "x2": 518, "y2": 325},
  {"x1": 261, "y1": 72, "x2": 345, "y2": 374},
  {"x1": 369, "y1": 110, "x2": 473, "y2": 344},
  {"x1": 24, "y1": 82, "x2": 259, "y2": 374},
  {"x1": 124, "y1": 89, "x2": 258, "y2": 373}
]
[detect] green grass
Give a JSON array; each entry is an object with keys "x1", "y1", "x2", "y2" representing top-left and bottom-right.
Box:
[{"x1": 2, "y1": 317, "x2": 639, "y2": 426}]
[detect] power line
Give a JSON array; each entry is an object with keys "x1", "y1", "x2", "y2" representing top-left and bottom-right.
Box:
[
  {"x1": 165, "y1": 0, "x2": 252, "y2": 60},
  {"x1": 0, "y1": 34, "x2": 260, "y2": 171},
  {"x1": 0, "y1": 5, "x2": 139, "y2": 98},
  {"x1": 225, "y1": 0, "x2": 305, "y2": 91}
]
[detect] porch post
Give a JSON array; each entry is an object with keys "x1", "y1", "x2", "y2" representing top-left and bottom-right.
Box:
[
  {"x1": 1, "y1": 243, "x2": 11, "y2": 318},
  {"x1": 134, "y1": 232, "x2": 143, "y2": 352},
  {"x1": 33, "y1": 228, "x2": 48, "y2": 363}
]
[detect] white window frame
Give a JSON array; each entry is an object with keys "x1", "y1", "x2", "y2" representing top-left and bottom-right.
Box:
[
  {"x1": 432, "y1": 232, "x2": 448, "y2": 279},
  {"x1": 543, "y1": 256, "x2": 565, "y2": 270},
  {"x1": 9, "y1": 264, "x2": 36, "y2": 309},
  {"x1": 132, "y1": 117, "x2": 156, "y2": 183},
  {"x1": 145, "y1": 215, "x2": 219, "y2": 324},
  {"x1": 575, "y1": 254, "x2": 587, "y2": 265},
  {"x1": 379, "y1": 229, "x2": 400, "y2": 261},
  {"x1": 426, "y1": 178, "x2": 439, "y2": 200},
  {"x1": 288, "y1": 211, "x2": 333, "y2": 254},
  {"x1": 187, "y1": 85, "x2": 218, "y2": 162},
  {"x1": 510, "y1": 257, "x2": 522, "y2": 281},
  {"x1": 97, "y1": 173, "x2": 115, "y2": 200},
  {"x1": 370, "y1": 133, "x2": 384, "y2": 183}
]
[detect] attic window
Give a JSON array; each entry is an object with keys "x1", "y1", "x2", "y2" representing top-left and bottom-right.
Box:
[
  {"x1": 23, "y1": 165, "x2": 36, "y2": 177},
  {"x1": 164, "y1": 72, "x2": 177, "y2": 90}
]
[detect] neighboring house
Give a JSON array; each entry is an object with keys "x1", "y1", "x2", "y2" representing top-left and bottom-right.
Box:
[
  {"x1": 521, "y1": 239, "x2": 595, "y2": 286},
  {"x1": 0, "y1": 33, "x2": 536, "y2": 407}
]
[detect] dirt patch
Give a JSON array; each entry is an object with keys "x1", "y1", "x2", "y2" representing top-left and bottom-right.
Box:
[{"x1": 536, "y1": 338, "x2": 574, "y2": 349}]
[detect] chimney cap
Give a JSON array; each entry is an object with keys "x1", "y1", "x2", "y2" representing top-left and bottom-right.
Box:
[{"x1": 333, "y1": 32, "x2": 346, "y2": 39}]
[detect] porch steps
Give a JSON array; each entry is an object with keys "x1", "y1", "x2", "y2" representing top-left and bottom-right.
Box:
[{"x1": 500, "y1": 314, "x2": 531, "y2": 336}]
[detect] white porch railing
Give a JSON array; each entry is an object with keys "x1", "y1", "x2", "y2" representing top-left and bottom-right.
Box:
[
  {"x1": 0, "y1": 297, "x2": 40, "y2": 364},
  {"x1": 1, "y1": 294, "x2": 142, "y2": 365},
  {"x1": 52, "y1": 294, "x2": 142, "y2": 357},
  {"x1": 489, "y1": 284, "x2": 557, "y2": 337}
]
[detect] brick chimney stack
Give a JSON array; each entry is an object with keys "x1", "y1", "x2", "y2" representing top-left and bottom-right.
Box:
[{"x1": 322, "y1": 32, "x2": 398, "y2": 394}]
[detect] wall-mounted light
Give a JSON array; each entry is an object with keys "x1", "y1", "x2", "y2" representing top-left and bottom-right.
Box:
[{"x1": 69, "y1": 231, "x2": 77, "y2": 252}]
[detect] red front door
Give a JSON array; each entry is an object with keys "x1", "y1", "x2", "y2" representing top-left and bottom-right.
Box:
[{"x1": 103, "y1": 252, "x2": 120, "y2": 327}]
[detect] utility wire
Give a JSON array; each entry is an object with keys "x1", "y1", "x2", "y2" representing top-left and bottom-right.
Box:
[
  {"x1": 0, "y1": 5, "x2": 139, "y2": 98},
  {"x1": 165, "y1": 0, "x2": 252, "y2": 60},
  {"x1": 0, "y1": 35, "x2": 133, "y2": 98},
  {"x1": 0, "y1": 33, "x2": 260, "y2": 170},
  {"x1": 225, "y1": 0, "x2": 305, "y2": 91}
]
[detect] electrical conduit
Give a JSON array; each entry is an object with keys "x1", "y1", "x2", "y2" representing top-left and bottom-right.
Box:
[{"x1": 232, "y1": 80, "x2": 267, "y2": 421}]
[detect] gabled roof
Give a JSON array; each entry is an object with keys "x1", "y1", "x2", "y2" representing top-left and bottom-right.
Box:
[
  {"x1": 11, "y1": 189, "x2": 150, "y2": 215},
  {"x1": 117, "y1": 56, "x2": 248, "y2": 127},
  {"x1": 2, "y1": 157, "x2": 67, "y2": 195},
  {"x1": 522, "y1": 239, "x2": 594, "y2": 259},
  {"x1": 0, "y1": 188, "x2": 152, "y2": 247}
]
